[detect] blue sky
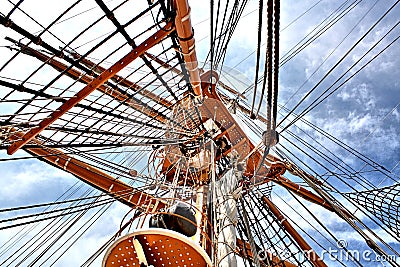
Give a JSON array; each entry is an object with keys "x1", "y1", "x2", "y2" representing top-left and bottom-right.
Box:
[{"x1": 0, "y1": 0, "x2": 400, "y2": 266}]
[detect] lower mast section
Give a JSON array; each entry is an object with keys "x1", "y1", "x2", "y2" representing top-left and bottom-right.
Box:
[{"x1": 214, "y1": 155, "x2": 244, "y2": 267}]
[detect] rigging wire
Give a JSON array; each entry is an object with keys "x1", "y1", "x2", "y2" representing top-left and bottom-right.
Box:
[
  {"x1": 279, "y1": 0, "x2": 379, "y2": 114},
  {"x1": 80, "y1": 210, "x2": 142, "y2": 267},
  {"x1": 224, "y1": 0, "x2": 327, "y2": 77},
  {"x1": 1, "y1": 187, "x2": 93, "y2": 266},
  {"x1": 282, "y1": 21, "x2": 400, "y2": 131},
  {"x1": 279, "y1": 0, "x2": 360, "y2": 67},
  {"x1": 203, "y1": 0, "x2": 249, "y2": 69},
  {"x1": 271, "y1": 190, "x2": 361, "y2": 266},
  {"x1": 284, "y1": 128, "x2": 375, "y2": 189},
  {"x1": 0, "y1": 2, "x2": 182, "y2": 264},
  {"x1": 0, "y1": 0, "x2": 147, "y2": 126},
  {"x1": 0, "y1": 191, "x2": 129, "y2": 213},
  {"x1": 0, "y1": 193, "x2": 110, "y2": 231},
  {"x1": 238, "y1": 0, "x2": 360, "y2": 97},
  {"x1": 277, "y1": 104, "x2": 394, "y2": 177},
  {"x1": 276, "y1": 143, "x2": 400, "y2": 245},
  {"x1": 278, "y1": 0, "x2": 400, "y2": 130},
  {"x1": 4, "y1": 0, "x2": 120, "y2": 52},
  {"x1": 0, "y1": 181, "x2": 81, "y2": 257},
  {"x1": 213, "y1": 0, "x2": 249, "y2": 68},
  {"x1": 26, "y1": 199, "x2": 98, "y2": 267},
  {"x1": 45, "y1": 202, "x2": 113, "y2": 266},
  {"x1": 0, "y1": 189, "x2": 137, "y2": 226}
]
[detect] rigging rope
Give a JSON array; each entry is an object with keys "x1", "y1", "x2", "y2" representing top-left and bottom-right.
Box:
[{"x1": 249, "y1": 0, "x2": 264, "y2": 118}]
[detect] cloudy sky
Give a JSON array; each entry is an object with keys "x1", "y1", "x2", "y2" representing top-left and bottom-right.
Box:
[{"x1": 0, "y1": 0, "x2": 399, "y2": 266}]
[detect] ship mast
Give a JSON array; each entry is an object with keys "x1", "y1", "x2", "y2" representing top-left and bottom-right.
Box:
[{"x1": 3, "y1": 0, "x2": 399, "y2": 266}]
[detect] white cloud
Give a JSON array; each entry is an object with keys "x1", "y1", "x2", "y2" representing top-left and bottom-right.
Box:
[
  {"x1": 337, "y1": 83, "x2": 376, "y2": 110},
  {"x1": 0, "y1": 152, "x2": 75, "y2": 205},
  {"x1": 392, "y1": 107, "x2": 400, "y2": 122}
]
